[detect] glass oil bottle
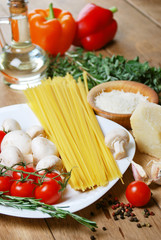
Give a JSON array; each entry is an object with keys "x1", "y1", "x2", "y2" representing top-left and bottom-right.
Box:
[{"x1": 0, "y1": 0, "x2": 49, "y2": 90}]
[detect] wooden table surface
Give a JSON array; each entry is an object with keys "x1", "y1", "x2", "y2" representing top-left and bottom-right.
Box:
[{"x1": 0, "y1": 0, "x2": 161, "y2": 239}]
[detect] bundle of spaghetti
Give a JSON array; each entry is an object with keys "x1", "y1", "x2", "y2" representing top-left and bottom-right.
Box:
[{"x1": 24, "y1": 74, "x2": 122, "y2": 191}]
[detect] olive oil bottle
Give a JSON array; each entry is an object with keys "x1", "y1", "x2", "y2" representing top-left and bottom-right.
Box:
[{"x1": 0, "y1": 0, "x2": 49, "y2": 90}]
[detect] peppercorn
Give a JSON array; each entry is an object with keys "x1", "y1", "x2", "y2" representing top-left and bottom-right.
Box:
[
  {"x1": 141, "y1": 223, "x2": 146, "y2": 227},
  {"x1": 130, "y1": 217, "x2": 134, "y2": 222},
  {"x1": 125, "y1": 212, "x2": 131, "y2": 217},
  {"x1": 133, "y1": 217, "x2": 139, "y2": 222},
  {"x1": 102, "y1": 227, "x2": 107, "y2": 231},
  {"x1": 147, "y1": 223, "x2": 152, "y2": 228},
  {"x1": 130, "y1": 213, "x2": 135, "y2": 217},
  {"x1": 150, "y1": 211, "x2": 155, "y2": 216},
  {"x1": 137, "y1": 223, "x2": 142, "y2": 228},
  {"x1": 114, "y1": 216, "x2": 119, "y2": 221},
  {"x1": 120, "y1": 202, "x2": 124, "y2": 207},
  {"x1": 90, "y1": 236, "x2": 96, "y2": 240}
]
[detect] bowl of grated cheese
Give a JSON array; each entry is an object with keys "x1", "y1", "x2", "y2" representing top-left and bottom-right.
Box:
[{"x1": 87, "y1": 80, "x2": 159, "y2": 129}]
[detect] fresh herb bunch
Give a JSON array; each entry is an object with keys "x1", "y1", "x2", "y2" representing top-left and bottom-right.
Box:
[
  {"x1": 46, "y1": 47, "x2": 161, "y2": 93},
  {"x1": 0, "y1": 192, "x2": 97, "y2": 229}
]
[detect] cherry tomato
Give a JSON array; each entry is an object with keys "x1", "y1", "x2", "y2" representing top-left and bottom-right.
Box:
[
  {"x1": 34, "y1": 180, "x2": 61, "y2": 205},
  {"x1": 0, "y1": 130, "x2": 6, "y2": 152},
  {"x1": 0, "y1": 176, "x2": 13, "y2": 193},
  {"x1": 10, "y1": 181, "x2": 36, "y2": 197},
  {"x1": 13, "y1": 166, "x2": 37, "y2": 182},
  {"x1": 126, "y1": 181, "x2": 151, "y2": 207},
  {"x1": 36, "y1": 172, "x2": 62, "y2": 184}
]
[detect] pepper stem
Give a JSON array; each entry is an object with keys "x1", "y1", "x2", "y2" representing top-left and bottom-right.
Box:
[
  {"x1": 109, "y1": 6, "x2": 118, "y2": 13},
  {"x1": 46, "y1": 3, "x2": 55, "y2": 20}
]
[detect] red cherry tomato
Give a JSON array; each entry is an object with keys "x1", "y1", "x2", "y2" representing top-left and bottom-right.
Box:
[
  {"x1": 10, "y1": 181, "x2": 36, "y2": 197},
  {"x1": 34, "y1": 180, "x2": 61, "y2": 205},
  {"x1": 0, "y1": 176, "x2": 13, "y2": 193},
  {"x1": 13, "y1": 166, "x2": 37, "y2": 182},
  {"x1": 126, "y1": 181, "x2": 151, "y2": 207},
  {"x1": 0, "y1": 130, "x2": 6, "y2": 152},
  {"x1": 36, "y1": 172, "x2": 62, "y2": 184}
]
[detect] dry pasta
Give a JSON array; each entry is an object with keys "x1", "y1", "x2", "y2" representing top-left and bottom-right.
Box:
[{"x1": 24, "y1": 74, "x2": 122, "y2": 191}]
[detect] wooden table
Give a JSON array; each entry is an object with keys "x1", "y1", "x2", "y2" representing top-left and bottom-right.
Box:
[{"x1": 0, "y1": 0, "x2": 161, "y2": 239}]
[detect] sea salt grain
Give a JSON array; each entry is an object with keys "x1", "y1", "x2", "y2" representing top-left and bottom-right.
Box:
[{"x1": 95, "y1": 90, "x2": 148, "y2": 114}]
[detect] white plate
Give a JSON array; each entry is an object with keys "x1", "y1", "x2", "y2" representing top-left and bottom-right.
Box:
[{"x1": 0, "y1": 104, "x2": 135, "y2": 218}]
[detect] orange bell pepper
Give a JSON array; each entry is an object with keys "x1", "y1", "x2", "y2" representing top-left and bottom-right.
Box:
[{"x1": 28, "y1": 3, "x2": 76, "y2": 56}]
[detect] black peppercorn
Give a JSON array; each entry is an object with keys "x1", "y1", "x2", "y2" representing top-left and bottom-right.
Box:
[
  {"x1": 102, "y1": 227, "x2": 107, "y2": 231},
  {"x1": 114, "y1": 216, "x2": 119, "y2": 221},
  {"x1": 137, "y1": 223, "x2": 142, "y2": 228},
  {"x1": 90, "y1": 236, "x2": 96, "y2": 240},
  {"x1": 130, "y1": 217, "x2": 134, "y2": 222}
]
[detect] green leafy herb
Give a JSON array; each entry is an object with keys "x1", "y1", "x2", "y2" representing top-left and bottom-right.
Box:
[
  {"x1": 46, "y1": 47, "x2": 161, "y2": 94},
  {"x1": 0, "y1": 192, "x2": 97, "y2": 229}
]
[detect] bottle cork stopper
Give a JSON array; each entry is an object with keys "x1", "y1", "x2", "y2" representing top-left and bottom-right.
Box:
[{"x1": 8, "y1": 0, "x2": 28, "y2": 14}]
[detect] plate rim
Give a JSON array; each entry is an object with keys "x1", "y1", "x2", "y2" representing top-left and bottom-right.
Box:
[{"x1": 0, "y1": 103, "x2": 135, "y2": 218}]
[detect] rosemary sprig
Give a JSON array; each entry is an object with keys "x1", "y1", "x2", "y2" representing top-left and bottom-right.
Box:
[{"x1": 0, "y1": 192, "x2": 97, "y2": 229}]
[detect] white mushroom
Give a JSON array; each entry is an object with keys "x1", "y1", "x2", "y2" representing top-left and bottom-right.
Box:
[
  {"x1": 105, "y1": 128, "x2": 129, "y2": 160},
  {"x1": 2, "y1": 118, "x2": 21, "y2": 132},
  {"x1": 36, "y1": 155, "x2": 63, "y2": 172},
  {"x1": 23, "y1": 154, "x2": 34, "y2": 165},
  {"x1": 1, "y1": 130, "x2": 32, "y2": 155},
  {"x1": 26, "y1": 125, "x2": 46, "y2": 139},
  {"x1": 31, "y1": 137, "x2": 59, "y2": 165},
  {"x1": 0, "y1": 145, "x2": 24, "y2": 167}
]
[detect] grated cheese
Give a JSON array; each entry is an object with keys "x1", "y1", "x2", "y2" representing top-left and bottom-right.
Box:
[{"x1": 95, "y1": 90, "x2": 148, "y2": 114}]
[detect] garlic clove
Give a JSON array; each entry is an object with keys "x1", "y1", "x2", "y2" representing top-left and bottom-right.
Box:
[
  {"x1": 150, "y1": 161, "x2": 161, "y2": 185},
  {"x1": 131, "y1": 161, "x2": 149, "y2": 183}
]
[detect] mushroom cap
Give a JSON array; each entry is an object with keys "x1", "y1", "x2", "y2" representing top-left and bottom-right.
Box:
[
  {"x1": 0, "y1": 145, "x2": 24, "y2": 167},
  {"x1": 105, "y1": 128, "x2": 129, "y2": 149},
  {"x1": 1, "y1": 130, "x2": 32, "y2": 155},
  {"x1": 26, "y1": 125, "x2": 46, "y2": 139},
  {"x1": 2, "y1": 118, "x2": 21, "y2": 132},
  {"x1": 31, "y1": 137, "x2": 59, "y2": 165},
  {"x1": 36, "y1": 155, "x2": 62, "y2": 172}
]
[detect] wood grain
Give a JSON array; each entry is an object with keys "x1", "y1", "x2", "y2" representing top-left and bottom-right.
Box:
[
  {"x1": 126, "y1": 0, "x2": 161, "y2": 28},
  {"x1": 0, "y1": 215, "x2": 54, "y2": 240}
]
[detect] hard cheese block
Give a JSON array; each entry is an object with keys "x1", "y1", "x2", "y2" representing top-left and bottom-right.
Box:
[{"x1": 130, "y1": 101, "x2": 161, "y2": 158}]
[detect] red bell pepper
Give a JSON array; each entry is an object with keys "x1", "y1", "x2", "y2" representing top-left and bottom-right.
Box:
[
  {"x1": 28, "y1": 3, "x2": 76, "y2": 56},
  {"x1": 73, "y1": 4, "x2": 118, "y2": 51}
]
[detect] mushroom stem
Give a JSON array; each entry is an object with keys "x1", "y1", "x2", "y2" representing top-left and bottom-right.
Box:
[{"x1": 114, "y1": 140, "x2": 126, "y2": 160}]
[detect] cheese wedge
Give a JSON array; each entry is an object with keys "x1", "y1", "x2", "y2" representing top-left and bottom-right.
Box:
[{"x1": 130, "y1": 101, "x2": 161, "y2": 158}]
